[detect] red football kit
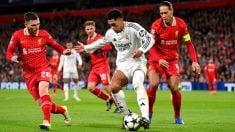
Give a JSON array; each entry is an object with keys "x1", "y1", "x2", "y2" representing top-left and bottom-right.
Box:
[
  {"x1": 149, "y1": 17, "x2": 197, "y2": 77},
  {"x1": 204, "y1": 64, "x2": 217, "y2": 84},
  {"x1": 86, "y1": 34, "x2": 112, "y2": 85},
  {"x1": 6, "y1": 28, "x2": 65, "y2": 100},
  {"x1": 50, "y1": 56, "x2": 61, "y2": 80}
]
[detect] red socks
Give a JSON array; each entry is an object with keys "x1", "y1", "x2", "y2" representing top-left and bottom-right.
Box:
[
  {"x1": 40, "y1": 95, "x2": 52, "y2": 123},
  {"x1": 91, "y1": 88, "x2": 109, "y2": 100},
  {"x1": 40, "y1": 95, "x2": 66, "y2": 123},
  {"x1": 147, "y1": 88, "x2": 157, "y2": 114},
  {"x1": 172, "y1": 92, "x2": 182, "y2": 117},
  {"x1": 147, "y1": 88, "x2": 182, "y2": 118},
  {"x1": 51, "y1": 102, "x2": 65, "y2": 114}
]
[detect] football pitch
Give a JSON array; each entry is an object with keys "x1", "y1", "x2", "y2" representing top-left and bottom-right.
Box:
[{"x1": 0, "y1": 89, "x2": 235, "y2": 132}]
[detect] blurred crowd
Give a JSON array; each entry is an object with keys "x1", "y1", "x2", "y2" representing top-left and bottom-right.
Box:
[{"x1": 0, "y1": 5, "x2": 234, "y2": 83}]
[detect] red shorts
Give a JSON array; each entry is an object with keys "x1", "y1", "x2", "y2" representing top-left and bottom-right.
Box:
[
  {"x1": 25, "y1": 66, "x2": 51, "y2": 100},
  {"x1": 88, "y1": 66, "x2": 110, "y2": 85},
  {"x1": 148, "y1": 60, "x2": 180, "y2": 78}
]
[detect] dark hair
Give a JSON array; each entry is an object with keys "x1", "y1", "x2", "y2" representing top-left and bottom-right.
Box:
[
  {"x1": 83, "y1": 20, "x2": 96, "y2": 28},
  {"x1": 24, "y1": 12, "x2": 39, "y2": 22},
  {"x1": 159, "y1": 1, "x2": 173, "y2": 10},
  {"x1": 107, "y1": 9, "x2": 123, "y2": 20}
]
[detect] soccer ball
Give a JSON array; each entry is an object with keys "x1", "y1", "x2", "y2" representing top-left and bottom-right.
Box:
[{"x1": 123, "y1": 113, "x2": 140, "y2": 131}]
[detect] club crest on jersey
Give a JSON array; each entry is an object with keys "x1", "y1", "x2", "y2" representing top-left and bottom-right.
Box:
[
  {"x1": 175, "y1": 31, "x2": 179, "y2": 37},
  {"x1": 38, "y1": 38, "x2": 42, "y2": 45}
]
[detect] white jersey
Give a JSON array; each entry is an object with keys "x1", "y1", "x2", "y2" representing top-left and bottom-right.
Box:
[
  {"x1": 58, "y1": 49, "x2": 82, "y2": 73},
  {"x1": 84, "y1": 21, "x2": 154, "y2": 68}
]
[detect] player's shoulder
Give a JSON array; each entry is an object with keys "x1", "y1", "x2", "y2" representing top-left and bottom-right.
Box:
[
  {"x1": 38, "y1": 29, "x2": 50, "y2": 36},
  {"x1": 175, "y1": 17, "x2": 187, "y2": 26},
  {"x1": 151, "y1": 18, "x2": 162, "y2": 28},
  {"x1": 13, "y1": 29, "x2": 24, "y2": 36},
  {"x1": 125, "y1": 21, "x2": 142, "y2": 31},
  {"x1": 96, "y1": 33, "x2": 103, "y2": 38},
  {"x1": 105, "y1": 28, "x2": 114, "y2": 36}
]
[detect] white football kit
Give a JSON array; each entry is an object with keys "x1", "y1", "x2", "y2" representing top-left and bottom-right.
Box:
[
  {"x1": 84, "y1": 21, "x2": 155, "y2": 121},
  {"x1": 58, "y1": 49, "x2": 82, "y2": 79},
  {"x1": 85, "y1": 21, "x2": 154, "y2": 79}
]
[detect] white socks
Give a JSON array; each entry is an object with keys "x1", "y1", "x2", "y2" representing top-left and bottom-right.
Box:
[
  {"x1": 133, "y1": 70, "x2": 149, "y2": 120},
  {"x1": 112, "y1": 90, "x2": 131, "y2": 115},
  {"x1": 64, "y1": 83, "x2": 69, "y2": 100}
]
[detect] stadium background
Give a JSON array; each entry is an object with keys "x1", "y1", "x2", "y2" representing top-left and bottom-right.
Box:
[{"x1": 0, "y1": 0, "x2": 234, "y2": 91}]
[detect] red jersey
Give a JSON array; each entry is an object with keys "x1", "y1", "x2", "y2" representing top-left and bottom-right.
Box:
[
  {"x1": 6, "y1": 28, "x2": 64, "y2": 78},
  {"x1": 204, "y1": 64, "x2": 217, "y2": 79},
  {"x1": 50, "y1": 56, "x2": 60, "y2": 74},
  {"x1": 86, "y1": 34, "x2": 112, "y2": 68},
  {"x1": 149, "y1": 17, "x2": 197, "y2": 62}
]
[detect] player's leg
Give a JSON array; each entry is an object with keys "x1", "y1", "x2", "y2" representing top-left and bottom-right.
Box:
[
  {"x1": 132, "y1": 69, "x2": 150, "y2": 129},
  {"x1": 25, "y1": 75, "x2": 51, "y2": 130},
  {"x1": 63, "y1": 78, "x2": 70, "y2": 101},
  {"x1": 39, "y1": 81, "x2": 72, "y2": 127},
  {"x1": 103, "y1": 84, "x2": 121, "y2": 113},
  {"x1": 99, "y1": 71, "x2": 120, "y2": 112},
  {"x1": 72, "y1": 77, "x2": 81, "y2": 101},
  {"x1": 167, "y1": 76, "x2": 184, "y2": 124},
  {"x1": 111, "y1": 70, "x2": 131, "y2": 115},
  {"x1": 50, "y1": 74, "x2": 57, "y2": 96},
  {"x1": 146, "y1": 62, "x2": 161, "y2": 121},
  {"x1": 87, "y1": 71, "x2": 109, "y2": 102},
  {"x1": 88, "y1": 82, "x2": 110, "y2": 100},
  {"x1": 212, "y1": 78, "x2": 217, "y2": 95},
  {"x1": 38, "y1": 81, "x2": 52, "y2": 130}
]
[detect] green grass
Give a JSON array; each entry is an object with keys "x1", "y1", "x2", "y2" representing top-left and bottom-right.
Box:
[{"x1": 0, "y1": 89, "x2": 235, "y2": 132}]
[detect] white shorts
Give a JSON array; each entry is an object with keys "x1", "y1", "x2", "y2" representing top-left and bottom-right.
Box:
[
  {"x1": 63, "y1": 72, "x2": 79, "y2": 79},
  {"x1": 116, "y1": 61, "x2": 147, "y2": 81}
]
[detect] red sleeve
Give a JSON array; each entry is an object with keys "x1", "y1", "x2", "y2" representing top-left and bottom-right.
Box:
[
  {"x1": 45, "y1": 31, "x2": 64, "y2": 53},
  {"x1": 6, "y1": 32, "x2": 18, "y2": 60},
  {"x1": 101, "y1": 43, "x2": 112, "y2": 51},
  {"x1": 185, "y1": 40, "x2": 197, "y2": 62}
]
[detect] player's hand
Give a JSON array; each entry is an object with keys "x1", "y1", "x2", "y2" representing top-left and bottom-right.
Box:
[
  {"x1": 63, "y1": 49, "x2": 71, "y2": 55},
  {"x1": 159, "y1": 59, "x2": 169, "y2": 69},
  {"x1": 11, "y1": 55, "x2": 20, "y2": 63},
  {"x1": 74, "y1": 41, "x2": 85, "y2": 53},
  {"x1": 132, "y1": 49, "x2": 143, "y2": 59},
  {"x1": 192, "y1": 62, "x2": 201, "y2": 75}
]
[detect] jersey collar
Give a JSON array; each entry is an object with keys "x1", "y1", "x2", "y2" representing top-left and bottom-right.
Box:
[
  {"x1": 23, "y1": 28, "x2": 39, "y2": 36},
  {"x1": 162, "y1": 17, "x2": 176, "y2": 27}
]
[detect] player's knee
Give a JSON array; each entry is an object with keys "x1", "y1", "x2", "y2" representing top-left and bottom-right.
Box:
[
  {"x1": 133, "y1": 82, "x2": 144, "y2": 90},
  {"x1": 110, "y1": 84, "x2": 122, "y2": 94},
  {"x1": 171, "y1": 88, "x2": 180, "y2": 94},
  {"x1": 149, "y1": 81, "x2": 159, "y2": 89},
  {"x1": 87, "y1": 86, "x2": 95, "y2": 92}
]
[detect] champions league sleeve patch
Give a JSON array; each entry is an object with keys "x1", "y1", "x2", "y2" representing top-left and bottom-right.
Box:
[{"x1": 138, "y1": 30, "x2": 147, "y2": 37}]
